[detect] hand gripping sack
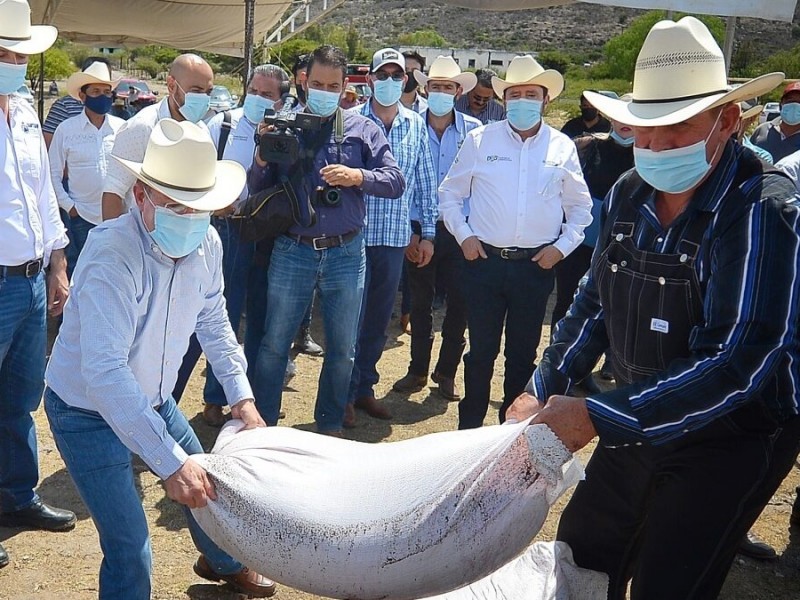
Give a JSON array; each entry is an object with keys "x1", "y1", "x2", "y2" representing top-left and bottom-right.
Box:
[{"x1": 191, "y1": 419, "x2": 582, "y2": 600}]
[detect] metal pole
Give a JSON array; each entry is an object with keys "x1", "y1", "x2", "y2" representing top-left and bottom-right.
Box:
[
  {"x1": 38, "y1": 52, "x2": 44, "y2": 122},
  {"x1": 723, "y1": 16, "x2": 737, "y2": 77},
  {"x1": 243, "y1": 0, "x2": 255, "y2": 95}
]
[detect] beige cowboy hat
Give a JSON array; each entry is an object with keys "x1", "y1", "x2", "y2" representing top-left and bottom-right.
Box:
[
  {"x1": 739, "y1": 102, "x2": 763, "y2": 121},
  {"x1": 67, "y1": 60, "x2": 121, "y2": 101},
  {"x1": 113, "y1": 119, "x2": 245, "y2": 211},
  {"x1": 491, "y1": 55, "x2": 564, "y2": 100},
  {"x1": 414, "y1": 56, "x2": 477, "y2": 93},
  {"x1": 0, "y1": 0, "x2": 57, "y2": 55},
  {"x1": 585, "y1": 17, "x2": 784, "y2": 127}
]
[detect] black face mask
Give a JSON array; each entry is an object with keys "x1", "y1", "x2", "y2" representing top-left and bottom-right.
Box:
[
  {"x1": 581, "y1": 107, "x2": 598, "y2": 121},
  {"x1": 404, "y1": 73, "x2": 418, "y2": 94}
]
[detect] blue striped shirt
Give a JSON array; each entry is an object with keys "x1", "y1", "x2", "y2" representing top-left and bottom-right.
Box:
[
  {"x1": 530, "y1": 141, "x2": 800, "y2": 446},
  {"x1": 357, "y1": 101, "x2": 438, "y2": 246},
  {"x1": 42, "y1": 96, "x2": 84, "y2": 135}
]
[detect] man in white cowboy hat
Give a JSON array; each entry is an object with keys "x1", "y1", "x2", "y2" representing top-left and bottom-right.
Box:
[
  {"x1": 507, "y1": 16, "x2": 800, "y2": 599},
  {"x1": 393, "y1": 55, "x2": 481, "y2": 401},
  {"x1": 101, "y1": 53, "x2": 214, "y2": 221},
  {"x1": 44, "y1": 119, "x2": 277, "y2": 599},
  {"x1": 0, "y1": 0, "x2": 76, "y2": 571},
  {"x1": 344, "y1": 47, "x2": 438, "y2": 424},
  {"x1": 439, "y1": 54, "x2": 592, "y2": 430},
  {"x1": 49, "y1": 60, "x2": 124, "y2": 274}
]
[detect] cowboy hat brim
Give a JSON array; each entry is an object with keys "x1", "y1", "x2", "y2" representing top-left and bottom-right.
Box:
[
  {"x1": 740, "y1": 104, "x2": 763, "y2": 121},
  {"x1": 584, "y1": 72, "x2": 784, "y2": 127},
  {"x1": 67, "y1": 72, "x2": 122, "y2": 101},
  {"x1": 112, "y1": 155, "x2": 246, "y2": 212},
  {"x1": 491, "y1": 70, "x2": 564, "y2": 101},
  {"x1": 414, "y1": 70, "x2": 477, "y2": 94},
  {"x1": 0, "y1": 25, "x2": 57, "y2": 55}
]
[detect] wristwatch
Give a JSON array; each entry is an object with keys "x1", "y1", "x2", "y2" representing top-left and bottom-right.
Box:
[{"x1": 421, "y1": 235, "x2": 436, "y2": 244}]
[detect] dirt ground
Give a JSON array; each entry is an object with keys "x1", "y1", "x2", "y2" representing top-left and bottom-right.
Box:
[{"x1": 1, "y1": 296, "x2": 799, "y2": 600}]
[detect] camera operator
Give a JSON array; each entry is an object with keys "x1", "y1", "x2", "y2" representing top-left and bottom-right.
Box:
[{"x1": 248, "y1": 45, "x2": 405, "y2": 435}]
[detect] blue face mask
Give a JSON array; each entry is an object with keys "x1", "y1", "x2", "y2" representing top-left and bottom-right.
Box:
[
  {"x1": 145, "y1": 191, "x2": 210, "y2": 258},
  {"x1": 176, "y1": 82, "x2": 211, "y2": 123},
  {"x1": 427, "y1": 91, "x2": 456, "y2": 117},
  {"x1": 506, "y1": 98, "x2": 543, "y2": 131},
  {"x1": 243, "y1": 94, "x2": 275, "y2": 124},
  {"x1": 781, "y1": 102, "x2": 800, "y2": 126},
  {"x1": 633, "y1": 111, "x2": 722, "y2": 194},
  {"x1": 610, "y1": 129, "x2": 635, "y2": 147},
  {"x1": 0, "y1": 61, "x2": 28, "y2": 96},
  {"x1": 84, "y1": 94, "x2": 113, "y2": 115},
  {"x1": 306, "y1": 88, "x2": 340, "y2": 117},
  {"x1": 373, "y1": 78, "x2": 403, "y2": 107}
]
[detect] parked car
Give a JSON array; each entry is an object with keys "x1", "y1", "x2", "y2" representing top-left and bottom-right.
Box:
[
  {"x1": 116, "y1": 79, "x2": 158, "y2": 104},
  {"x1": 209, "y1": 85, "x2": 237, "y2": 113},
  {"x1": 760, "y1": 102, "x2": 781, "y2": 124},
  {"x1": 16, "y1": 84, "x2": 34, "y2": 105}
]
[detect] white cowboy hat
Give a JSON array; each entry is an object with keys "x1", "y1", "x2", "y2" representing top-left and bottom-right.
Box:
[
  {"x1": 113, "y1": 119, "x2": 245, "y2": 211},
  {"x1": 66, "y1": 60, "x2": 121, "y2": 101},
  {"x1": 0, "y1": 0, "x2": 57, "y2": 55},
  {"x1": 584, "y1": 17, "x2": 784, "y2": 128},
  {"x1": 491, "y1": 55, "x2": 564, "y2": 100},
  {"x1": 414, "y1": 56, "x2": 477, "y2": 93},
  {"x1": 739, "y1": 102, "x2": 763, "y2": 121}
]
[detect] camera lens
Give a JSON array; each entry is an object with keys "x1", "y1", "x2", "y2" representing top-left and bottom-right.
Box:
[{"x1": 325, "y1": 188, "x2": 341, "y2": 207}]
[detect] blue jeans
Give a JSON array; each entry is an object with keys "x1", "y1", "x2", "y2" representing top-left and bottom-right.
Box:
[
  {"x1": 44, "y1": 389, "x2": 243, "y2": 600},
  {"x1": 204, "y1": 218, "x2": 255, "y2": 406},
  {"x1": 66, "y1": 213, "x2": 96, "y2": 277},
  {"x1": 0, "y1": 271, "x2": 46, "y2": 512},
  {"x1": 349, "y1": 245, "x2": 406, "y2": 401},
  {"x1": 253, "y1": 233, "x2": 365, "y2": 431}
]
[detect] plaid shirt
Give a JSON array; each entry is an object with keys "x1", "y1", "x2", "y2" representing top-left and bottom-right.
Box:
[{"x1": 357, "y1": 101, "x2": 438, "y2": 246}]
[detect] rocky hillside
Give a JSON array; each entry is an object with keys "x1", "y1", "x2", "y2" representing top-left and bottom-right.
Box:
[{"x1": 321, "y1": 1, "x2": 800, "y2": 63}]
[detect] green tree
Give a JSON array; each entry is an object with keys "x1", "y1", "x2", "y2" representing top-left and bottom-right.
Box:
[
  {"x1": 27, "y1": 47, "x2": 75, "y2": 92},
  {"x1": 346, "y1": 24, "x2": 360, "y2": 60},
  {"x1": 601, "y1": 11, "x2": 725, "y2": 80},
  {"x1": 537, "y1": 50, "x2": 572, "y2": 73},
  {"x1": 758, "y1": 44, "x2": 800, "y2": 79},
  {"x1": 397, "y1": 29, "x2": 448, "y2": 48}
]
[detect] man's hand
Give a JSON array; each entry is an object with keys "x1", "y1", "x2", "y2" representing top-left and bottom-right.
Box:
[
  {"x1": 405, "y1": 234, "x2": 421, "y2": 263},
  {"x1": 230, "y1": 398, "x2": 267, "y2": 430},
  {"x1": 164, "y1": 458, "x2": 217, "y2": 509},
  {"x1": 461, "y1": 236, "x2": 487, "y2": 261},
  {"x1": 68, "y1": 207, "x2": 78, "y2": 218},
  {"x1": 532, "y1": 245, "x2": 564, "y2": 269},
  {"x1": 531, "y1": 395, "x2": 596, "y2": 452},
  {"x1": 406, "y1": 235, "x2": 434, "y2": 268},
  {"x1": 47, "y1": 249, "x2": 69, "y2": 317},
  {"x1": 320, "y1": 164, "x2": 364, "y2": 188},
  {"x1": 506, "y1": 392, "x2": 545, "y2": 423}
]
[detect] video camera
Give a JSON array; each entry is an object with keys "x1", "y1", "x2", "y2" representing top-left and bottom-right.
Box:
[{"x1": 257, "y1": 95, "x2": 323, "y2": 164}]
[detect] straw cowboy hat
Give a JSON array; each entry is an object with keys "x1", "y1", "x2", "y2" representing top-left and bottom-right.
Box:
[
  {"x1": 414, "y1": 56, "x2": 477, "y2": 93},
  {"x1": 491, "y1": 55, "x2": 564, "y2": 100},
  {"x1": 113, "y1": 119, "x2": 246, "y2": 211},
  {"x1": 67, "y1": 60, "x2": 121, "y2": 101},
  {"x1": 739, "y1": 102, "x2": 763, "y2": 122},
  {"x1": 0, "y1": 0, "x2": 57, "y2": 55},
  {"x1": 584, "y1": 17, "x2": 783, "y2": 127}
]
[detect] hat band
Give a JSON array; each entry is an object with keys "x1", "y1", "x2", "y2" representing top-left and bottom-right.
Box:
[
  {"x1": 0, "y1": 34, "x2": 33, "y2": 41},
  {"x1": 632, "y1": 88, "x2": 728, "y2": 105},
  {"x1": 140, "y1": 169, "x2": 215, "y2": 193}
]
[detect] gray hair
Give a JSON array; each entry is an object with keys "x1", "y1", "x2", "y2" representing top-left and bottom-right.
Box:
[{"x1": 250, "y1": 64, "x2": 289, "y2": 86}]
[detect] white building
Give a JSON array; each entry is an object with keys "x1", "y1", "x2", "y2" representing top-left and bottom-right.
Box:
[{"x1": 399, "y1": 46, "x2": 535, "y2": 72}]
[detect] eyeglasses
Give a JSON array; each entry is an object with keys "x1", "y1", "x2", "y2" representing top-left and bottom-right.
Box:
[
  {"x1": 144, "y1": 189, "x2": 209, "y2": 216},
  {"x1": 372, "y1": 71, "x2": 405, "y2": 82}
]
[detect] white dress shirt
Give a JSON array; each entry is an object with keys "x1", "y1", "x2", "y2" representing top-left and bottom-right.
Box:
[
  {"x1": 48, "y1": 110, "x2": 124, "y2": 225},
  {"x1": 439, "y1": 120, "x2": 592, "y2": 257},
  {"x1": 1, "y1": 96, "x2": 69, "y2": 266},
  {"x1": 103, "y1": 98, "x2": 209, "y2": 209},
  {"x1": 207, "y1": 107, "x2": 256, "y2": 207},
  {"x1": 46, "y1": 209, "x2": 252, "y2": 480}
]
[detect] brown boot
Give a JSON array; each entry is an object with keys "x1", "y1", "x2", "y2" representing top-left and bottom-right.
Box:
[
  {"x1": 392, "y1": 371, "x2": 427, "y2": 393},
  {"x1": 193, "y1": 555, "x2": 277, "y2": 597},
  {"x1": 201, "y1": 403, "x2": 226, "y2": 427},
  {"x1": 431, "y1": 371, "x2": 460, "y2": 401},
  {"x1": 354, "y1": 395, "x2": 392, "y2": 420}
]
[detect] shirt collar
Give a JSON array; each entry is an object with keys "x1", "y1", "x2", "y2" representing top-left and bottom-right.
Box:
[
  {"x1": 503, "y1": 119, "x2": 546, "y2": 144},
  {"x1": 365, "y1": 99, "x2": 410, "y2": 127}
]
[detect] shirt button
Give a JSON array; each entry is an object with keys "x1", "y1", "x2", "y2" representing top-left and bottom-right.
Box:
[
  {"x1": 155, "y1": 459, "x2": 162, "y2": 465},
  {"x1": 166, "y1": 360, "x2": 171, "y2": 366},
  {"x1": 620, "y1": 260, "x2": 627, "y2": 267},
  {"x1": 658, "y1": 276, "x2": 666, "y2": 285},
  {"x1": 615, "y1": 233, "x2": 624, "y2": 242}
]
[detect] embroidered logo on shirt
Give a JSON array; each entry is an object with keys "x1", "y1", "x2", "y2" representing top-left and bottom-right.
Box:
[
  {"x1": 487, "y1": 155, "x2": 512, "y2": 162},
  {"x1": 650, "y1": 318, "x2": 670, "y2": 334},
  {"x1": 22, "y1": 122, "x2": 40, "y2": 133}
]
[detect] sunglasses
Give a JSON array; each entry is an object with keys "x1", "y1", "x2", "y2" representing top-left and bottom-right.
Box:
[{"x1": 373, "y1": 71, "x2": 405, "y2": 82}]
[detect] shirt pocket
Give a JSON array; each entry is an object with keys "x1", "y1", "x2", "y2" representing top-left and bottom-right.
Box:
[{"x1": 537, "y1": 163, "x2": 565, "y2": 201}]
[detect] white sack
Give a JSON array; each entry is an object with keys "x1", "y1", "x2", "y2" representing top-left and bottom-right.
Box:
[
  {"x1": 191, "y1": 419, "x2": 582, "y2": 600},
  {"x1": 432, "y1": 541, "x2": 608, "y2": 600}
]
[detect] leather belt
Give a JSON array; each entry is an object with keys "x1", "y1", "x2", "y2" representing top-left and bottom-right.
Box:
[
  {"x1": 483, "y1": 244, "x2": 539, "y2": 260},
  {"x1": 1, "y1": 258, "x2": 44, "y2": 278},
  {"x1": 294, "y1": 230, "x2": 359, "y2": 251}
]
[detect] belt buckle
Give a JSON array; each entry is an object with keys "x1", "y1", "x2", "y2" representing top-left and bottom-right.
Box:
[
  {"x1": 500, "y1": 248, "x2": 512, "y2": 260},
  {"x1": 312, "y1": 236, "x2": 326, "y2": 251},
  {"x1": 25, "y1": 259, "x2": 41, "y2": 277}
]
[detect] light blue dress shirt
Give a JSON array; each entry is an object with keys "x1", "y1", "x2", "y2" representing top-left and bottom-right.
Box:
[{"x1": 46, "y1": 209, "x2": 252, "y2": 479}]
